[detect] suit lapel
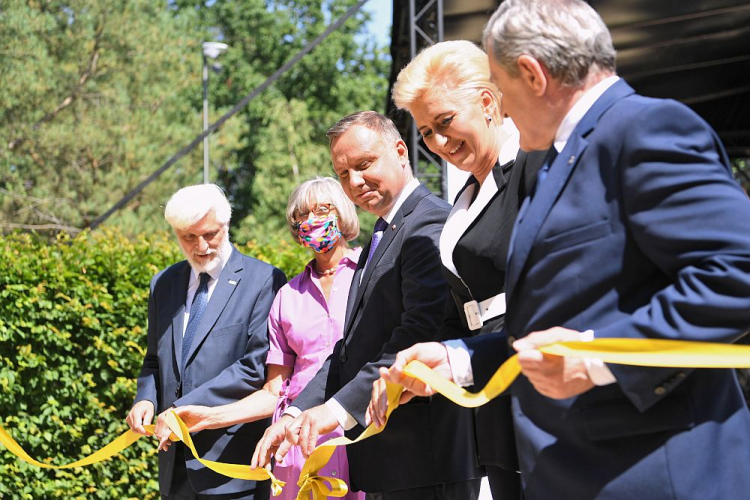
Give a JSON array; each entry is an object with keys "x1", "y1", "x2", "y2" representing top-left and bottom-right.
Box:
[
  {"x1": 183, "y1": 248, "x2": 243, "y2": 367},
  {"x1": 506, "y1": 80, "x2": 634, "y2": 298},
  {"x1": 442, "y1": 164, "x2": 509, "y2": 278},
  {"x1": 344, "y1": 184, "x2": 429, "y2": 336},
  {"x1": 458, "y1": 165, "x2": 509, "y2": 235},
  {"x1": 343, "y1": 251, "x2": 367, "y2": 333},
  {"x1": 172, "y1": 263, "x2": 191, "y2": 379},
  {"x1": 506, "y1": 137, "x2": 587, "y2": 298}
]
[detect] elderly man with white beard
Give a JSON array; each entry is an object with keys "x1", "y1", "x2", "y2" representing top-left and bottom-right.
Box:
[{"x1": 126, "y1": 184, "x2": 286, "y2": 500}]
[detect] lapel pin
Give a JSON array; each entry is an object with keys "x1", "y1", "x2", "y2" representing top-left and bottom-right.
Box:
[
  {"x1": 228, "y1": 280, "x2": 237, "y2": 285},
  {"x1": 391, "y1": 224, "x2": 397, "y2": 230},
  {"x1": 568, "y1": 155, "x2": 576, "y2": 165}
]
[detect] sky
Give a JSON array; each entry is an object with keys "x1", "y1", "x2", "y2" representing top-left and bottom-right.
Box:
[{"x1": 362, "y1": 0, "x2": 393, "y2": 48}]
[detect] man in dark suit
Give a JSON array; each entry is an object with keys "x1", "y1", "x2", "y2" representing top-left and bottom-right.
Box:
[
  {"x1": 126, "y1": 184, "x2": 286, "y2": 499},
  {"x1": 252, "y1": 111, "x2": 482, "y2": 499},
  {"x1": 381, "y1": 1, "x2": 750, "y2": 499}
]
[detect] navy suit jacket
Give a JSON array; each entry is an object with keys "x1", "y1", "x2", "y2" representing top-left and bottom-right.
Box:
[
  {"x1": 294, "y1": 184, "x2": 483, "y2": 493},
  {"x1": 135, "y1": 247, "x2": 286, "y2": 496},
  {"x1": 466, "y1": 80, "x2": 750, "y2": 499}
]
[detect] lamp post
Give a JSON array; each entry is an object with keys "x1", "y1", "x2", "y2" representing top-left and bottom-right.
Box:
[{"x1": 202, "y1": 42, "x2": 229, "y2": 184}]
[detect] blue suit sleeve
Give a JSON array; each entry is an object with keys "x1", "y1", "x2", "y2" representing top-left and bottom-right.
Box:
[
  {"x1": 134, "y1": 273, "x2": 161, "y2": 409},
  {"x1": 595, "y1": 100, "x2": 750, "y2": 410}
]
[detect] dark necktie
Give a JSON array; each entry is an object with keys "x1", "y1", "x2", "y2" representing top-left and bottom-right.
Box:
[
  {"x1": 528, "y1": 146, "x2": 558, "y2": 200},
  {"x1": 510, "y1": 146, "x2": 560, "y2": 265},
  {"x1": 182, "y1": 272, "x2": 210, "y2": 367},
  {"x1": 366, "y1": 217, "x2": 388, "y2": 265}
]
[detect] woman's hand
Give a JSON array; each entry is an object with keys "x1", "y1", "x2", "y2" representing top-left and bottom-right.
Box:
[{"x1": 172, "y1": 405, "x2": 219, "y2": 433}]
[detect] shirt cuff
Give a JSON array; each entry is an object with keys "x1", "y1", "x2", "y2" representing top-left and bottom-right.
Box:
[
  {"x1": 443, "y1": 339, "x2": 475, "y2": 387},
  {"x1": 325, "y1": 398, "x2": 357, "y2": 431},
  {"x1": 580, "y1": 329, "x2": 616, "y2": 386},
  {"x1": 282, "y1": 406, "x2": 302, "y2": 419}
]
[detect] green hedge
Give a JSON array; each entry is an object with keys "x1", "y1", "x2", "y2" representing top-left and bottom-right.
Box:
[{"x1": 0, "y1": 229, "x2": 309, "y2": 499}]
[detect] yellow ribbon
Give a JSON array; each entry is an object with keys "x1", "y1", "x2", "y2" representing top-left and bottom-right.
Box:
[
  {"x1": 162, "y1": 412, "x2": 286, "y2": 497},
  {"x1": 298, "y1": 337, "x2": 750, "y2": 497},
  {"x1": 0, "y1": 423, "x2": 145, "y2": 469},
  {"x1": 3, "y1": 339, "x2": 750, "y2": 499},
  {"x1": 296, "y1": 373, "x2": 405, "y2": 499},
  {"x1": 0, "y1": 412, "x2": 285, "y2": 497}
]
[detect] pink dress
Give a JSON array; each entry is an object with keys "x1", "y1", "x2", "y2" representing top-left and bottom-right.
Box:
[{"x1": 266, "y1": 248, "x2": 365, "y2": 500}]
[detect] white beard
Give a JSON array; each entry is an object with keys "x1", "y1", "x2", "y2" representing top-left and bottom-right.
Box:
[{"x1": 188, "y1": 233, "x2": 230, "y2": 274}]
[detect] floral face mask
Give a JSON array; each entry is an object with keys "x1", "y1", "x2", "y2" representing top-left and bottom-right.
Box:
[{"x1": 297, "y1": 213, "x2": 342, "y2": 253}]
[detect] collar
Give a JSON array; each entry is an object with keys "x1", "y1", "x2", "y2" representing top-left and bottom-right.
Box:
[
  {"x1": 498, "y1": 117, "x2": 521, "y2": 166},
  {"x1": 554, "y1": 75, "x2": 620, "y2": 153},
  {"x1": 189, "y1": 238, "x2": 232, "y2": 284},
  {"x1": 304, "y1": 247, "x2": 363, "y2": 275},
  {"x1": 383, "y1": 177, "x2": 420, "y2": 224}
]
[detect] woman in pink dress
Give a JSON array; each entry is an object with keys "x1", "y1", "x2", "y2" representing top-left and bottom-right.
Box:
[{"x1": 175, "y1": 177, "x2": 365, "y2": 500}]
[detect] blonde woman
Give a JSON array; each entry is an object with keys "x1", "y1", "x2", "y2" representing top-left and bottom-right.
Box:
[
  {"x1": 373, "y1": 40, "x2": 548, "y2": 499},
  {"x1": 175, "y1": 178, "x2": 365, "y2": 500}
]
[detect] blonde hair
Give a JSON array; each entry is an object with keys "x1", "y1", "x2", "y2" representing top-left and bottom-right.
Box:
[
  {"x1": 164, "y1": 184, "x2": 231, "y2": 231},
  {"x1": 392, "y1": 40, "x2": 502, "y2": 122},
  {"x1": 286, "y1": 177, "x2": 360, "y2": 242}
]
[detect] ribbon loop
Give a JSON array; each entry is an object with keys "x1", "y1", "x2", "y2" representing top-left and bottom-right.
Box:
[{"x1": 296, "y1": 473, "x2": 349, "y2": 500}]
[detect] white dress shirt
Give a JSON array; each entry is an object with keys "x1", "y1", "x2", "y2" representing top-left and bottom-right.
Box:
[{"x1": 182, "y1": 239, "x2": 232, "y2": 336}]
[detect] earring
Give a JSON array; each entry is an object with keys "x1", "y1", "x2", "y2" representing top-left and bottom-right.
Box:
[{"x1": 486, "y1": 114, "x2": 493, "y2": 123}]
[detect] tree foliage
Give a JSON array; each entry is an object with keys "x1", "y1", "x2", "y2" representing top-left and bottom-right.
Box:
[
  {"x1": 1, "y1": 0, "x2": 390, "y2": 243},
  {"x1": 0, "y1": 0, "x2": 216, "y2": 234},
  {"x1": 0, "y1": 229, "x2": 310, "y2": 499}
]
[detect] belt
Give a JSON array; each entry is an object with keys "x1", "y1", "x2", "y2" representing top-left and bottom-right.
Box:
[{"x1": 464, "y1": 292, "x2": 506, "y2": 331}]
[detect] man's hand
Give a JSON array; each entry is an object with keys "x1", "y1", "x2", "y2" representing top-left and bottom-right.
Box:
[
  {"x1": 367, "y1": 378, "x2": 388, "y2": 429},
  {"x1": 172, "y1": 405, "x2": 218, "y2": 433},
  {"x1": 154, "y1": 409, "x2": 176, "y2": 452},
  {"x1": 379, "y1": 342, "x2": 453, "y2": 403},
  {"x1": 251, "y1": 414, "x2": 294, "y2": 470},
  {"x1": 126, "y1": 400, "x2": 154, "y2": 435},
  {"x1": 513, "y1": 327, "x2": 595, "y2": 399},
  {"x1": 285, "y1": 405, "x2": 340, "y2": 458}
]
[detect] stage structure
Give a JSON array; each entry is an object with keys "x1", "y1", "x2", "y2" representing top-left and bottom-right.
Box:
[{"x1": 388, "y1": 0, "x2": 750, "y2": 199}]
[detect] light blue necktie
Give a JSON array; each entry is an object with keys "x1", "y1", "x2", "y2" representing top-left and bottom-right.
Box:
[
  {"x1": 366, "y1": 218, "x2": 388, "y2": 265},
  {"x1": 182, "y1": 272, "x2": 210, "y2": 367}
]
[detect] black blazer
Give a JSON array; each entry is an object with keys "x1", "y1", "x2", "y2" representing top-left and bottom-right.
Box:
[
  {"x1": 439, "y1": 153, "x2": 545, "y2": 472},
  {"x1": 135, "y1": 248, "x2": 286, "y2": 496},
  {"x1": 445, "y1": 151, "x2": 547, "y2": 313},
  {"x1": 294, "y1": 184, "x2": 483, "y2": 493}
]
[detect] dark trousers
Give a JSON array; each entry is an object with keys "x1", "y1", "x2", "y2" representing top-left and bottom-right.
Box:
[
  {"x1": 486, "y1": 465, "x2": 523, "y2": 500},
  {"x1": 364, "y1": 478, "x2": 481, "y2": 500},
  {"x1": 163, "y1": 446, "x2": 270, "y2": 500}
]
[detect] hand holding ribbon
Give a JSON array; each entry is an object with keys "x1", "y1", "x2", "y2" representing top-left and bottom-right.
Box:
[
  {"x1": 303, "y1": 336, "x2": 750, "y2": 498},
  {"x1": 0, "y1": 411, "x2": 285, "y2": 497}
]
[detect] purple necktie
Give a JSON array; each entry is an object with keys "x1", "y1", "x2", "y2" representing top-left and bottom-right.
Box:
[{"x1": 366, "y1": 217, "x2": 388, "y2": 265}]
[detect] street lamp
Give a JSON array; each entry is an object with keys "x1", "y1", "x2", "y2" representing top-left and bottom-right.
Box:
[{"x1": 202, "y1": 41, "x2": 229, "y2": 184}]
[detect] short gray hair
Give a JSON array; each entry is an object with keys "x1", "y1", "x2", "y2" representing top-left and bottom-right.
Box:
[
  {"x1": 483, "y1": 0, "x2": 616, "y2": 86},
  {"x1": 164, "y1": 184, "x2": 232, "y2": 231},
  {"x1": 286, "y1": 177, "x2": 360, "y2": 242},
  {"x1": 326, "y1": 111, "x2": 403, "y2": 150}
]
